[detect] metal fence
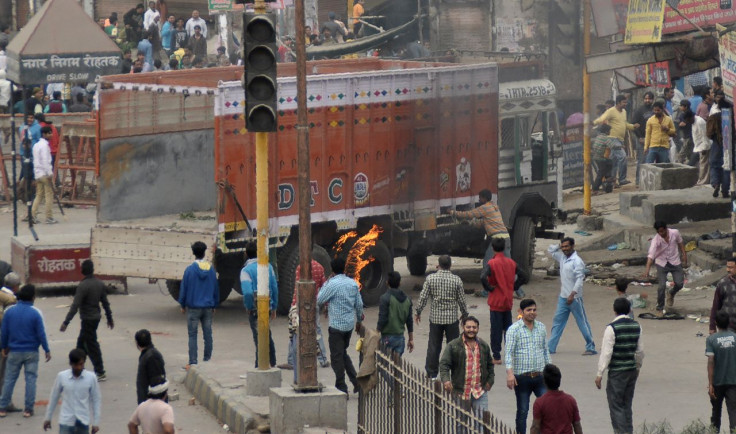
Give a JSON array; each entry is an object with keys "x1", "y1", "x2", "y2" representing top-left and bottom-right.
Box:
[{"x1": 357, "y1": 345, "x2": 514, "y2": 434}]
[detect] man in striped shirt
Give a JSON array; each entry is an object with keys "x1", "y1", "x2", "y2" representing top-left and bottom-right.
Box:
[
  {"x1": 317, "y1": 257, "x2": 364, "y2": 395},
  {"x1": 505, "y1": 299, "x2": 550, "y2": 434},
  {"x1": 415, "y1": 255, "x2": 468, "y2": 379},
  {"x1": 595, "y1": 298, "x2": 643, "y2": 434}
]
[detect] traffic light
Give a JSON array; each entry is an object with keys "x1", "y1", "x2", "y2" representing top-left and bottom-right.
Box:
[
  {"x1": 550, "y1": 0, "x2": 581, "y2": 64},
  {"x1": 243, "y1": 12, "x2": 278, "y2": 132}
]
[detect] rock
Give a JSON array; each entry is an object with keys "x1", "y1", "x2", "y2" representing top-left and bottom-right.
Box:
[
  {"x1": 168, "y1": 392, "x2": 179, "y2": 402},
  {"x1": 577, "y1": 214, "x2": 603, "y2": 231}
]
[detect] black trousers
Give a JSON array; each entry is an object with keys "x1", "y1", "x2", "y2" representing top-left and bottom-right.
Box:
[
  {"x1": 77, "y1": 319, "x2": 104, "y2": 375},
  {"x1": 425, "y1": 321, "x2": 459, "y2": 378},
  {"x1": 328, "y1": 327, "x2": 357, "y2": 394},
  {"x1": 711, "y1": 384, "x2": 736, "y2": 432}
]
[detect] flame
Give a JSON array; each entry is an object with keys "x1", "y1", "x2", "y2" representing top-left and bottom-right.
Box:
[
  {"x1": 344, "y1": 225, "x2": 384, "y2": 289},
  {"x1": 334, "y1": 231, "x2": 358, "y2": 254}
]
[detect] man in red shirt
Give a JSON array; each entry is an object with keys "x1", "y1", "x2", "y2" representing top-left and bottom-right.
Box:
[
  {"x1": 480, "y1": 237, "x2": 528, "y2": 364},
  {"x1": 531, "y1": 364, "x2": 583, "y2": 434}
]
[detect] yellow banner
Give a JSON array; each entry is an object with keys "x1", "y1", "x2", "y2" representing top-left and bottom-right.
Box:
[{"x1": 624, "y1": 0, "x2": 666, "y2": 44}]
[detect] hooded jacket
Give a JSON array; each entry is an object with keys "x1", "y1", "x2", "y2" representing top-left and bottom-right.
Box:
[
  {"x1": 376, "y1": 288, "x2": 413, "y2": 335},
  {"x1": 178, "y1": 260, "x2": 218, "y2": 309}
]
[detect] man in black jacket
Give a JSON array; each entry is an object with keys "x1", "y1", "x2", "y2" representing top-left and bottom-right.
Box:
[
  {"x1": 135, "y1": 329, "x2": 166, "y2": 404},
  {"x1": 60, "y1": 260, "x2": 114, "y2": 381}
]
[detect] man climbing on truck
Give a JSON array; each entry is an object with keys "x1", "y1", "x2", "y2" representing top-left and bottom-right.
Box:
[{"x1": 450, "y1": 189, "x2": 523, "y2": 299}]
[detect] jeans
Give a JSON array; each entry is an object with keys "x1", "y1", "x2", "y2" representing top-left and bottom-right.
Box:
[
  {"x1": 0, "y1": 351, "x2": 39, "y2": 412},
  {"x1": 456, "y1": 391, "x2": 488, "y2": 434},
  {"x1": 678, "y1": 137, "x2": 693, "y2": 164},
  {"x1": 489, "y1": 310, "x2": 512, "y2": 361},
  {"x1": 514, "y1": 373, "x2": 546, "y2": 433},
  {"x1": 77, "y1": 319, "x2": 104, "y2": 375},
  {"x1": 606, "y1": 369, "x2": 639, "y2": 434},
  {"x1": 547, "y1": 297, "x2": 596, "y2": 354},
  {"x1": 248, "y1": 310, "x2": 276, "y2": 368},
  {"x1": 287, "y1": 321, "x2": 329, "y2": 383},
  {"x1": 645, "y1": 147, "x2": 670, "y2": 163},
  {"x1": 610, "y1": 147, "x2": 627, "y2": 183},
  {"x1": 655, "y1": 263, "x2": 684, "y2": 310},
  {"x1": 425, "y1": 321, "x2": 460, "y2": 378},
  {"x1": 187, "y1": 308, "x2": 213, "y2": 365},
  {"x1": 593, "y1": 159, "x2": 612, "y2": 191},
  {"x1": 31, "y1": 175, "x2": 53, "y2": 220},
  {"x1": 381, "y1": 334, "x2": 405, "y2": 356},
  {"x1": 327, "y1": 327, "x2": 358, "y2": 394},
  {"x1": 59, "y1": 419, "x2": 90, "y2": 434},
  {"x1": 711, "y1": 384, "x2": 736, "y2": 432}
]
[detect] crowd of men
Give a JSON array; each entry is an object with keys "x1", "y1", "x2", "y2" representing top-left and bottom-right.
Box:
[{"x1": 590, "y1": 77, "x2": 731, "y2": 199}]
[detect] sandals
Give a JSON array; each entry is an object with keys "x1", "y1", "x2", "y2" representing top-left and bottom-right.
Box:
[
  {"x1": 0, "y1": 410, "x2": 7, "y2": 418},
  {"x1": 23, "y1": 410, "x2": 33, "y2": 418}
]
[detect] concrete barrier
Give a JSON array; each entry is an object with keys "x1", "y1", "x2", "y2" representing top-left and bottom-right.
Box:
[{"x1": 639, "y1": 163, "x2": 697, "y2": 191}]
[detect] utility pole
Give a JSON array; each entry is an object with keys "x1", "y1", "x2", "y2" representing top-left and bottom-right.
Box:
[
  {"x1": 582, "y1": 0, "x2": 591, "y2": 215},
  {"x1": 294, "y1": 0, "x2": 319, "y2": 389}
]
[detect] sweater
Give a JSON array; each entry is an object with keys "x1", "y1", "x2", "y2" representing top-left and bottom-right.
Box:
[
  {"x1": 481, "y1": 252, "x2": 517, "y2": 312},
  {"x1": 136, "y1": 346, "x2": 166, "y2": 404},
  {"x1": 376, "y1": 288, "x2": 413, "y2": 335},
  {"x1": 240, "y1": 258, "x2": 278, "y2": 311},
  {"x1": 609, "y1": 317, "x2": 641, "y2": 372},
  {"x1": 64, "y1": 275, "x2": 113, "y2": 324},
  {"x1": 0, "y1": 300, "x2": 50, "y2": 353},
  {"x1": 179, "y1": 260, "x2": 219, "y2": 309}
]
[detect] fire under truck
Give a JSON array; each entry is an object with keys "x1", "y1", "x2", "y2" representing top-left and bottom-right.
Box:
[{"x1": 91, "y1": 58, "x2": 563, "y2": 314}]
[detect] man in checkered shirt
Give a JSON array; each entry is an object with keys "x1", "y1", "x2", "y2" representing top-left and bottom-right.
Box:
[
  {"x1": 415, "y1": 255, "x2": 469, "y2": 379},
  {"x1": 317, "y1": 257, "x2": 364, "y2": 395}
]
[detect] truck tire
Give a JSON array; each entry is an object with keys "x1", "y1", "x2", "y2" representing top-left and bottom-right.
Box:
[
  {"x1": 355, "y1": 240, "x2": 393, "y2": 307},
  {"x1": 512, "y1": 216, "x2": 536, "y2": 276},
  {"x1": 166, "y1": 280, "x2": 181, "y2": 302},
  {"x1": 406, "y1": 243, "x2": 428, "y2": 276},
  {"x1": 217, "y1": 277, "x2": 234, "y2": 304},
  {"x1": 277, "y1": 243, "x2": 331, "y2": 315}
]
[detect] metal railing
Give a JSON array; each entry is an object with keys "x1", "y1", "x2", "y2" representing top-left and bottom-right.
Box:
[{"x1": 357, "y1": 345, "x2": 514, "y2": 434}]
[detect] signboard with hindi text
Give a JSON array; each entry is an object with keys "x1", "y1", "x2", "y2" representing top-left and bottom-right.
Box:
[
  {"x1": 720, "y1": 31, "x2": 736, "y2": 104},
  {"x1": 563, "y1": 124, "x2": 584, "y2": 189},
  {"x1": 7, "y1": 52, "x2": 121, "y2": 84},
  {"x1": 624, "y1": 0, "x2": 666, "y2": 44}
]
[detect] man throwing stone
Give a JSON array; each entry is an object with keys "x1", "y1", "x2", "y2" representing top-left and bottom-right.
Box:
[
  {"x1": 643, "y1": 221, "x2": 687, "y2": 313},
  {"x1": 547, "y1": 237, "x2": 596, "y2": 356},
  {"x1": 595, "y1": 298, "x2": 643, "y2": 434},
  {"x1": 60, "y1": 260, "x2": 114, "y2": 381}
]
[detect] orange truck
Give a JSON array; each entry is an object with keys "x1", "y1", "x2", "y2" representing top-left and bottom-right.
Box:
[{"x1": 91, "y1": 58, "x2": 563, "y2": 313}]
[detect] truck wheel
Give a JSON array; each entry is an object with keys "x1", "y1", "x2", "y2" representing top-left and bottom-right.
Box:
[
  {"x1": 406, "y1": 243, "x2": 428, "y2": 276},
  {"x1": 277, "y1": 243, "x2": 331, "y2": 315},
  {"x1": 512, "y1": 216, "x2": 536, "y2": 276},
  {"x1": 217, "y1": 277, "x2": 234, "y2": 304},
  {"x1": 355, "y1": 240, "x2": 393, "y2": 307},
  {"x1": 166, "y1": 280, "x2": 181, "y2": 302}
]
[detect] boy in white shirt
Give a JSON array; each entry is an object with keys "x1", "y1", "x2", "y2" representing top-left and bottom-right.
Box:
[{"x1": 31, "y1": 126, "x2": 56, "y2": 224}]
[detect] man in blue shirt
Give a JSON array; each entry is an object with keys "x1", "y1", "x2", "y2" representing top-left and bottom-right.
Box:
[
  {"x1": 317, "y1": 257, "x2": 364, "y2": 395},
  {"x1": 240, "y1": 241, "x2": 278, "y2": 368},
  {"x1": 547, "y1": 237, "x2": 596, "y2": 356},
  {"x1": 178, "y1": 241, "x2": 218, "y2": 370},
  {"x1": 43, "y1": 348, "x2": 101, "y2": 433},
  {"x1": 0, "y1": 284, "x2": 51, "y2": 417},
  {"x1": 137, "y1": 31, "x2": 153, "y2": 67}
]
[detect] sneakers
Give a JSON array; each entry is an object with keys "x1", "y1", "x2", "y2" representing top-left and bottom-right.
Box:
[
  {"x1": 96, "y1": 373, "x2": 107, "y2": 382},
  {"x1": 46, "y1": 218, "x2": 58, "y2": 224},
  {"x1": 665, "y1": 291, "x2": 675, "y2": 308},
  {"x1": 619, "y1": 180, "x2": 631, "y2": 186},
  {"x1": 582, "y1": 350, "x2": 598, "y2": 356}
]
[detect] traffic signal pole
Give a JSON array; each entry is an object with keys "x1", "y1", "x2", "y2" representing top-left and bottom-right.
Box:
[
  {"x1": 252, "y1": 0, "x2": 272, "y2": 371},
  {"x1": 583, "y1": 0, "x2": 592, "y2": 215},
  {"x1": 294, "y1": 0, "x2": 320, "y2": 389}
]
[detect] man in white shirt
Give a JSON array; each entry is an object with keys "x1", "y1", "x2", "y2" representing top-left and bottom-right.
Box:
[
  {"x1": 687, "y1": 110, "x2": 711, "y2": 185},
  {"x1": 143, "y1": 1, "x2": 160, "y2": 32},
  {"x1": 31, "y1": 126, "x2": 56, "y2": 224},
  {"x1": 43, "y1": 348, "x2": 101, "y2": 433},
  {"x1": 185, "y1": 10, "x2": 207, "y2": 38},
  {"x1": 0, "y1": 70, "x2": 10, "y2": 114}
]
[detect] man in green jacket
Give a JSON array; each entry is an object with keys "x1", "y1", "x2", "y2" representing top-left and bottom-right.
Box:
[
  {"x1": 376, "y1": 271, "x2": 414, "y2": 355},
  {"x1": 440, "y1": 316, "x2": 495, "y2": 418}
]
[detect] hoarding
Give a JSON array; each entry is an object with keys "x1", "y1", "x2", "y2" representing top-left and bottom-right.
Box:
[
  {"x1": 719, "y1": 31, "x2": 736, "y2": 103},
  {"x1": 634, "y1": 61, "x2": 671, "y2": 88},
  {"x1": 563, "y1": 125, "x2": 584, "y2": 189},
  {"x1": 624, "y1": 0, "x2": 666, "y2": 44}
]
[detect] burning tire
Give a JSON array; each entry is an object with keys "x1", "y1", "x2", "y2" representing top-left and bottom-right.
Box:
[
  {"x1": 277, "y1": 242, "x2": 332, "y2": 315},
  {"x1": 512, "y1": 216, "x2": 536, "y2": 276},
  {"x1": 350, "y1": 240, "x2": 393, "y2": 307}
]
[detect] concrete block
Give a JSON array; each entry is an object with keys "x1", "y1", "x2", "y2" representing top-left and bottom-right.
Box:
[
  {"x1": 639, "y1": 163, "x2": 697, "y2": 191},
  {"x1": 246, "y1": 368, "x2": 282, "y2": 397},
  {"x1": 270, "y1": 386, "x2": 347, "y2": 434},
  {"x1": 576, "y1": 214, "x2": 603, "y2": 231}
]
